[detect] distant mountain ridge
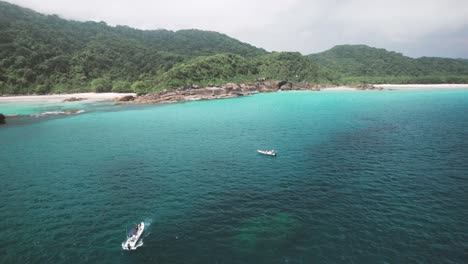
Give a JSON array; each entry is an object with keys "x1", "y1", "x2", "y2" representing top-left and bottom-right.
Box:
[{"x1": 309, "y1": 45, "x2": 468, "y2": 84}]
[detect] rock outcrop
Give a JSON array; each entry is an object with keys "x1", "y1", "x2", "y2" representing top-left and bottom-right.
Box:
[
  {"x1": 0, "y1": 113, "x2": 5, "y2": 125},
  {"x1": 63, "y1": 109, "x2": 84, "y2": 114},
  {"x1": 133, "y1": 81, "x2": 383, "y2": 104},
  {"x1": 118, "y1": 95, "x2": 135, "y2": 101},
  {"x1": 354, "y1": 84, "x2": 383, "y2": 90},
  {"x1": 135, "y1": 81, "x2": 282, "y2": 104},
  {"x1": 63, "y1": 97, "x2": 86, "y2": 102}
]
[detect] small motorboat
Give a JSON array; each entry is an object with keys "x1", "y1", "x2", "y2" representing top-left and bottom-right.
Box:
[
  {"x1": 257, "y1": 150, "x2": 277, "y2": 156},
  {"x1": 122, "y1": 222, "x2": 145, "y2": 250}
]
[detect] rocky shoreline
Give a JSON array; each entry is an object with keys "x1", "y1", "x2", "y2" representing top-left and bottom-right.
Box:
[
  {"x1": 0, "y1": 83, "x2": 380, "y2": 125},
  {"x1": 124, "y1": 81, "x2": 382, "y2": 104}
]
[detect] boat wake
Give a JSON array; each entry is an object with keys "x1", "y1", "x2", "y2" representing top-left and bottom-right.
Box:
[
  {"x1": 143, "y1": 218, "x2": 152, "y2": 236},
  {"x1": 122, "y1": 219, "x2": 152, "y2": 251},
  {"x1": 121, "y1": 239, "x2": 144, "y2": 250},
  {"x1": 31, "y1": 110, "x2": 85, "y2": 117}
]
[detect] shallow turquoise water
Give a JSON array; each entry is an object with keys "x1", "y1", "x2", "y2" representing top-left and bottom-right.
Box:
[
  {"x1": 0, "y1": 100, "x2": 105, "y2": 115},
  {"x1": 1, "y1": 90, "x2": 467, "y2": 263}
]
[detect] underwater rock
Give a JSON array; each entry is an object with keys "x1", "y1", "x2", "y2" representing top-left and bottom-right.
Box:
[{"x1": 232, "y1": 212, "x2": 302, "y2": 253}]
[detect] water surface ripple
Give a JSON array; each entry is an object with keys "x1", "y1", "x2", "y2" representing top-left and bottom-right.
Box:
[{"x1": 1, "y1": 90, "x2": 467, "y2": 263}]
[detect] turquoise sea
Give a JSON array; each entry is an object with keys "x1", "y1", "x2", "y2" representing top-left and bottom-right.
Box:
[{"x1": 1, "y1": 90, "x2": 467, "y2": 263}]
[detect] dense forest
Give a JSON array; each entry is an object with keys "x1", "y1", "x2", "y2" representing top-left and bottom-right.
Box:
[
  {"x1": 1, "y1": 1, "x2": 467, "y2": 95},
  {"x1": 152, "y1": 52, "x2": 336, "y2": 93},
  {"x1": 0, "y1": 1, "x2": 266, "y2": 94},
  {"x1": 309, "y1": 45, "x2": 468, "y2": 84}
]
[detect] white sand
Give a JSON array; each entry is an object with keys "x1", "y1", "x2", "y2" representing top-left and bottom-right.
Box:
[
  {"x1": 375, "y1": 84, "x2": 468, "y2": 90},
  {"x1": 0, "y1": 93, "x2": 136, "y2": 102},
  {"x1": 321, "y1": 86, "x2": 357, "y2": 91}
]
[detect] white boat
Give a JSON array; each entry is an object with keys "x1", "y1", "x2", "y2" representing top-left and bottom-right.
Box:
[
  {"x1": 122, "y1": 222, "x2": 145, "y2": 250},
  {"x1": 257, "y1": 150, "x2": 277, "y2": 156}
]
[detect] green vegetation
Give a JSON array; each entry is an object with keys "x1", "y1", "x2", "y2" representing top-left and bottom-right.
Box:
[
  {"x1": 1, "y1": 1, "x2": 467, "y2": 95},
  {"x1": 152, "y1": 52, "x2": 337, "y2": 91},
  {"x1": 309, "y1": 45, "x2": 468, "y2": 84},
  {"x1": 255, "y1": 52, "x2": 336, "y2": 84},
  {"x1": 0, "y1": 1, "x2": 265, "y2": 94},
  {"x1": 111, "y1": 80, "x2": 132, "y2": 93},
  {"x1": 91, "y1": 78, "x2": 112, "y2": 93},
  {"x1": 155, "y1": 54, "x2": 257, "y2": 90}
]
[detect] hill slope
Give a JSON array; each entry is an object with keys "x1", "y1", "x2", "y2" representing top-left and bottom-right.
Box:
[
  {"x1": 309, "y1": 45, "x2": 468, "y2": 83},
  {"x1": 2, "y1": 1, "x2": 467, "y2": 95},
  {"x1": 0, "y1": 1, "x2": 266, "y2": 94},
  {"x1": 151, "y1": 52, "x2": 336, "y2": 92}
]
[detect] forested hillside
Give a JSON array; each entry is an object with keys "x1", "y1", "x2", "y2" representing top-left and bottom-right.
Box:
[
  {"x1": 309, "y1": 45, "x2": 468, "y2": 84},
  {"x1": 1, "y1": 1, "x2": 468, "y2": 95},
  {"x1": 152, "y1": 52, "x2": 335, "y2": 93},
  {"x1": 0, "y1": 1, "x2": 266, "y2": 94}
]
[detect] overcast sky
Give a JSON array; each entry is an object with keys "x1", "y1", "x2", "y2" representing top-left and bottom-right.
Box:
[{"x1": 6, "y1": 0, "x2": 468, "y2": 58}]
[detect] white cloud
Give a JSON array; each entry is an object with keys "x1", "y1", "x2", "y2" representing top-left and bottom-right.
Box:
[{"x1": 5, "y1": 0, "x2": 468, "y2": 57}]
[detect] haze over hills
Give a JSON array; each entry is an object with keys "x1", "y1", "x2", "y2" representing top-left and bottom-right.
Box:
[{"x1": 1, "y1": 1, "x2": 467, "y2": 95}]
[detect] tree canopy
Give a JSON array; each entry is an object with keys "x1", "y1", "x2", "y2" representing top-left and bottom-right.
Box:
[
  {"x1": 1, "y1": 1, "x2": 467, "y2": 95},
  {"x1": 308, "y1": 45, "x2": 468, "y2": 84},
  {"x1": 0, "y1": 1, "x2": 265, "y2": 94}
]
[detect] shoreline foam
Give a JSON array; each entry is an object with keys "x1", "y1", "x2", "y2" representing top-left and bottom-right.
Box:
[{"x1": 0, "y1": 93, "x2": 135, "y2": 102}]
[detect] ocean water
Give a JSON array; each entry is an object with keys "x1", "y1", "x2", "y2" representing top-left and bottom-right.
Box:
[
  {"x1": 0, "y1": 90, "x2": 467, "y2": 263},
  {"x1": 0, "y1": 99, "x2": 103, "y2": 116}
]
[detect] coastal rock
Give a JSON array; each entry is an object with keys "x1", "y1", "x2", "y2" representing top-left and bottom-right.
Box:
[
  {"x1": 63, "y1": 97, "x2": 86, "y2": 102},
  {"x1": 208, "y1": 87, "x2": 224, "y2": 96},
  {"x1": 224, "y1": 86, "x2": 233, "y2": 93},
  {"x1": 63, "y1": 109, "x2": 84, "y2": 114},
  {"x1": 224, "y1": 83, "x2": 239, "y2": 88},
  {"x1": 132, "y1": 81, "x2": 383, "y2": 104},
  {"x1": 0, "y1": 113, "x2": 5, "y2": 125},
  {"x1": 291, "y1": 83, "x2": 316, "y2": 90},
  {"x1": 355, "y1": 84, "x2": 382, "y2": 90},
  {"x1": 223, "y1": 83, "x2": 241, "y2": 93},
  {"x1": 279, "y1": 81, "x2": 293, "y2": 90},
  {"x1": 278, "y1": 80, "x2": 291, "y2": 89},
  {"x1": 192, "y1": 88, "x2": 211, "y2": 96},
  {"x1": 184, "y1": 84, "x2": 199, "y2": 89},
  {"x1": 262, "y1": 81, "x2": 278, "y2": 90},
  {"x1": 257, "y1": 81, "x2": 278, "y2": 92},
  {"x1": 119, "y1": 95, "x2": 135, "y2": 101}
]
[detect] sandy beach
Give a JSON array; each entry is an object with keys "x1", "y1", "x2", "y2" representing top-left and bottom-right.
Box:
[
  {"x1": 0, "y1": 93, "x2": 135, "y2": 102},
  {"x1": 1, "y1": 84, "x2": 467, "y2": 104},
  {"x1": 321, "y1": 86, "x2": 358, "y2": 91},
  {"x1": 375, "y1": 84, "x2": 468, "y2": 90}
]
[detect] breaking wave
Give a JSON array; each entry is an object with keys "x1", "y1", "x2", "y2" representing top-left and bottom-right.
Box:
[{"x1": 31, "y1": 110, "x2": 85, "y2": 117}]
